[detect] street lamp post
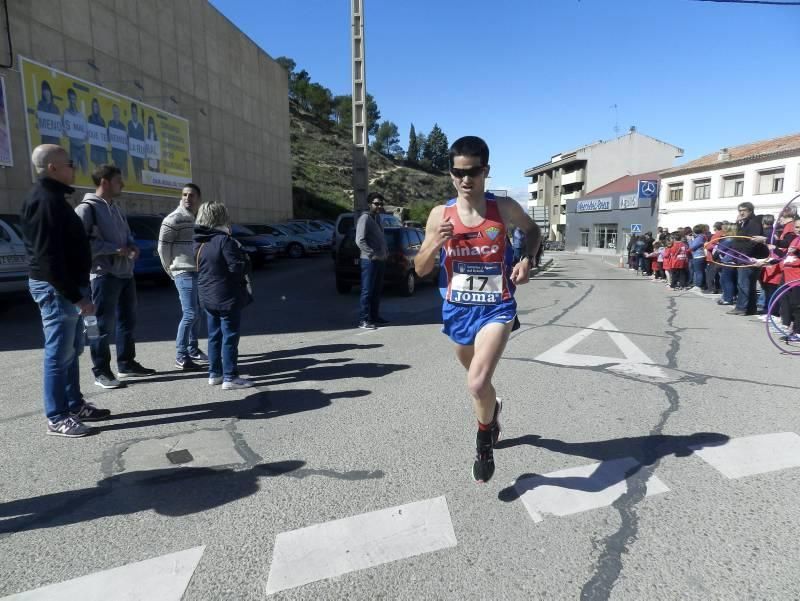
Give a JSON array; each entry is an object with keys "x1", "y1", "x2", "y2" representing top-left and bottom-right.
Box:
[{"x1": 350, "y1": 0, "x2": 368, "y2": 212}]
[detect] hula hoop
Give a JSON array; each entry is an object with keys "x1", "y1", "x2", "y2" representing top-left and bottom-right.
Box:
[
  {"x1": 704, "y1": 235, "x2": 768, "y2": 268},
  {"x1": 765, "y1": 279, "x2": 800, "y2": 355}
]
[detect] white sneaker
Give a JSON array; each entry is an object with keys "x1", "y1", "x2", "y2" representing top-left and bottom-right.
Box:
[
  {"x1": 222, "y1": 377, "x2": 254, "y2": 390},
  {"x1": 208, "y1": 376, "x2": 223, "y2": 386}
]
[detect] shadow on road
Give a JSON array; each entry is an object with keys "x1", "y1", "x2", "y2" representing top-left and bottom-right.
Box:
[
  {"x1": 497, "y1": 431, "x2": 730, "y2": 502},
  {"x1": 0, "y1": 460, "x2": 305, "y2": 535}
]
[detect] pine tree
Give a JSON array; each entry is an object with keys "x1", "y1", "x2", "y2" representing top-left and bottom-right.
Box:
[
  {"x1": 407, "y1": 124, "x2": 419, "y2": 163},
  {"x1": 423, "y1": 124, "x2": 449, "y2": 171}
]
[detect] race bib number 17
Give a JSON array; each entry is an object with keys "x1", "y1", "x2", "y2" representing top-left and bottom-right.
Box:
[{"x1": 449, "y1": 261, "x2": 503, "y2": 305}]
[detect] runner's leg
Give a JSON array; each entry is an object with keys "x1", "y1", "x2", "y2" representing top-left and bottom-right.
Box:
[{"x1": 468, "y1": 321, "x2": 513, "y2": 424}]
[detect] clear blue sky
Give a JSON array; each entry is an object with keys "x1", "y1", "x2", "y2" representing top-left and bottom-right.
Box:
[{"x1": 211, "y1": 0, "x2": 800, "y2": 201}]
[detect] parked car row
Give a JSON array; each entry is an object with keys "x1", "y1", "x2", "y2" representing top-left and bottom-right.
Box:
[
  {"x1": 334, "y1": 226, "x2": 440, "y2": 296},
  {"x1": 0, "y1": 214, "x2": 338, "y2": 295}
]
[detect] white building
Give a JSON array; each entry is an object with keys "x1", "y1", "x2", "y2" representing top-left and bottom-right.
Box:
[
  {"x1": 658, "y1": 133, "x2": 800, "y2": 231},
  {"x1": 524, "y1": 128, "x2": 683, "y2": 241}
]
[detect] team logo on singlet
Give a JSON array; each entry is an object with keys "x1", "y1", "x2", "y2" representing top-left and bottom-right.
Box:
[{"x1": 485, "y1": 226, "x2": 500, "y2": 241}]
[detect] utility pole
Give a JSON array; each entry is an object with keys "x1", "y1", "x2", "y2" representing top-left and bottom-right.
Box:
[{"x1": 351, "y1": 0, "x2": 368, "y2": 212}]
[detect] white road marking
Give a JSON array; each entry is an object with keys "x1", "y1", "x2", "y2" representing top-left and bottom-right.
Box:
[
  {"x1": 691, "y1": 432, "x2": 800, "y2": 479},
  {"x1": 265, "y1": 496, "x2": 457, "y2": 595},
  {"x1": 1, "y1": 546, "x2": 205, "y2": 601},
  {"x1": 514, "y1": 458, "x2": 669, "y2": 523},
  {"x1": 535, "y1": 318, "x2": 667, "y2": 378}
]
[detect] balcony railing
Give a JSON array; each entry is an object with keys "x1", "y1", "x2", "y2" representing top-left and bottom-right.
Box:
[{"x1": 561, "y1": 169, "x2": 585, "y2": 186}]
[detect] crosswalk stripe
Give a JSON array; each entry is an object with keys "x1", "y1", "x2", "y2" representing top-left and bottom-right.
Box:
[
  {"x1": 514, "y1": 457, "x2": 670, "y2": 523},
  {"x1": 266, "y1": 496, "x2": 457, "y2": 595},
  {"x1": 690, "y1": 432, "x2": 800, "y2": 479},
  {"x1": 0, "y1": 546, "x2": 205, "y2": 601}
]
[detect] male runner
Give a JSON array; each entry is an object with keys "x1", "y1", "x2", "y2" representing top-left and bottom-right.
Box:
[{"x1": 415, "y1": 135, "x2": 541, "y2": 483}]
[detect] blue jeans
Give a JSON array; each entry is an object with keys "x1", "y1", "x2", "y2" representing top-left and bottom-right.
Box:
[
  {"x1": 28, "y1": 279, "x2": 85, "y2": 421},
  {"x1": 175, "y1": 273, "x2": 201, "y2": 361},
  {"x1": 720, "y1": 267, "x2": 737, "y2": 303},
  {"x1": 735, "y1": 266, "x2": 758, "y2": 313},
  {"x1": 692, "y1": 257, "x2": 706, "y2": 289},
  {"x1": 359, "y1": 259, "x2": 386, "y2": 323},
  {"x1": 90, "y1": 274, "x2": 137, "y2": 376},
  {"x1": 206, "y1": 307, "x2": 241, "y2": 381}
]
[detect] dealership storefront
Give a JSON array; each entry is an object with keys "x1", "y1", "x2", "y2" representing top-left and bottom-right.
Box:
[{"x1": 565, "y1": 179, "x2": 660, "y2": 255}]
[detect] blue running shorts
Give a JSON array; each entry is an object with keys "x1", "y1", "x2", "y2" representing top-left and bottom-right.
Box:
[{"x1": 442, "y1": 299, "x2": 518, "y2": 346}]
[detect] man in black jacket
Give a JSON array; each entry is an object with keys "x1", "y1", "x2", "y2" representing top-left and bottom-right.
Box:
[
  {"x1": 729, "y1": 202, "x2": 766, "y2": 316},
  {"x1": 20, "y1": 144, "x2": 111, "y2": 438}
]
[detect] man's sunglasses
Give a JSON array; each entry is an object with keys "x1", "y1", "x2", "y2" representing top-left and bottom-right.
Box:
[
  {"x1": 449, "y1": 165, "x2": 485, "y2": 179},
  {"x1": 371, "y1": 201, "x2": 384, "y2": 206}
]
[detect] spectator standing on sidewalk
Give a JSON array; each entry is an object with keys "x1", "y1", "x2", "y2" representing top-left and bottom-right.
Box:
[
  {"x1": 729, "y1": 202, "x2": 765, "y2": 316},
  {"x1": 689, "y1": 224, "x2": 708, "y2": 290},
  {"x1": 159, "y1": 184, "x2": 208, "y2": 370},
  {"x1": 704, "y1": 221, "x2": 724, "y2": 294},
  {"x1": 193, "y1": 202, "x2": 253, "y2": 390},
  {"x1": 512, "y1": 226, "x2": 526, "y2": 264},
  {"x1": 20, "y1": 145, "x2": 110, "y2": 437},
  {"x1": 75, "y1": 165, "x2": 155, "y2": 389},
  {"x1": 355, "y1": 192, "x2": 389, "y2": 330}
]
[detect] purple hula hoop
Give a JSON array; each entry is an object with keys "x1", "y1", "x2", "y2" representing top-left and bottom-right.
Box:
[{"x1": 769, "y1": 192, "x2": 800, "y2": 245}]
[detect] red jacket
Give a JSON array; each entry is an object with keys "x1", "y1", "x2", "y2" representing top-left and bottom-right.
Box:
[
  {"x1": 664, "y1": 242, "x2": 688, "y2": 270},
  {"x1": 783, "y1": 236, "x2": 800, "y2": 283},
  {"x1": 762, "y1": 223, "x2": 797, "y2": 284}
]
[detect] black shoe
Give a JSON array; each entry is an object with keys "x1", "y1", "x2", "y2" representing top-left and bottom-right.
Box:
[
  {"x1": 726, "y1": 308, "x2": 746, "y2": 316},
  {"x1": 175, "y1": 357, "x2": 203, "y2": 371},
  {"x1": 94, "y1": 372, "x2": 123, "y2": 389},
  {"x1": 490, "y1": 399, "x2": 503, "y2": 446},
  {"x1": 472, "y1": 431, "x2": 495, "y2": 484},
  {"x1": 373, "y1": 317, "x2": 390, "y2": 325},
  {"x1": 358, "y1": 321, "x2": 377, "y2": 330},
  {"x1": 117, "y1": 361, "x2": 156, "y2": 378},
  {"x1": 71, "y1": 402, "x2": 111, "y2": 422},
  {"x1": 717, "y1": 300, "x2": 733, "y2": 305}
]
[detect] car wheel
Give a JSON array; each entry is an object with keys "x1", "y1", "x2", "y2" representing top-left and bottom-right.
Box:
[
  {"x1": 287, "y1": 243, "x2": 304, "y2": 259},
  {"x1": 401, "y1": 270, "x2": 416, "y2": 296},
  {"x1": 336, "y1": 278, "x2": 351, "y2": 294}
]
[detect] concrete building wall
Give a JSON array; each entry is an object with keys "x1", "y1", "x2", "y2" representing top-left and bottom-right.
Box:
[
  {"x1": 582, "y1": 133, "x2": 683, "y2": 192},
  {"x1": 0, "y1": 0, "x2": 292, "y2": 221},
  {"x1": 658, "y1": 156, "x2": 800, "y2": 231}
]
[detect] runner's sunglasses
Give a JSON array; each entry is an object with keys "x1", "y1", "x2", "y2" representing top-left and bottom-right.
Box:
[{"x1": 449, "y1": 165, "x2": 486, "y2": 179}]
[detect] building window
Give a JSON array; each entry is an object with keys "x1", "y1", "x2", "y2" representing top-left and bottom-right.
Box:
[
  {"x1": 692, "y1": 178, "x2": 711, "y2": 200},
  {"x1": 668, "y1": 183, "x2": 683, "y2": 202},
  {"x1": 757, "y1": 168, "x2": 784, "y2": 194},
  {"x1": 594, "y1": 223, "x2": 618, "y2": 249},
  {"x1": 722, "y1": 174, "x2": 744, "y2": 197},
  {"x1": 580, "y1": 229, "x2": 590, "y2": 247},
  {"x1": 554, "y1": 185, "x2": 560, "y2": 198}
]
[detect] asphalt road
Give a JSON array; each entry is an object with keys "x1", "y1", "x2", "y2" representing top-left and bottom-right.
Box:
[{"x1": 1, "y1": 253, "x2": 798, "y2": 600}]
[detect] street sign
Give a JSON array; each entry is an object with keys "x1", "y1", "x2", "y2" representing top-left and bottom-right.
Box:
[
  {"x1": 638, "y1": 180, "x2": 658, "y2": 199},
  {"x1": 630, "y1": 224, "x2": 642, "y2": 233}
]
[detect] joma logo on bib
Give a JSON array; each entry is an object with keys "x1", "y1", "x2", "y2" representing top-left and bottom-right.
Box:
[{"x1": 446, "y1": 245, "x2": 499, "y2": 257}]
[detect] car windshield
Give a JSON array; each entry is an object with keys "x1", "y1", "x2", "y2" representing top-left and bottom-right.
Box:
[
  {"x1": 287, "y1": 223, "x2": 309, "y2": 233},
  {"x1": 272, "y1": 225, "x2": 293, "y2": 236},
  {"x1": 127, "y1": 218, "x2": 161, "y2": 240},
  {"x1": 232, "y1": 225, "x2": 255, "y2": 236},
  {"x1": 0, "y1": 215, "x2": 23, "y2": 238}
]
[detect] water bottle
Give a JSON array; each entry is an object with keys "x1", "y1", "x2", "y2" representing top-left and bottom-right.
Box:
[{"x1": 84, "y1": 315, "x2": 100, "y2": 341}]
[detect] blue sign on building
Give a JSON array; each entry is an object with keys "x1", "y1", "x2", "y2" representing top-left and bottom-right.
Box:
[
  {"x1": 638, "y1": 180, "x2": 658, "y2": 199},
  {"x1": 630, "y1": 224, "x2": 642, "y2": 233}
]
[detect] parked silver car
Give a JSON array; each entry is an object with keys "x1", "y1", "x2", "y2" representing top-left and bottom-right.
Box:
[
  {"x1": 0, "y1": 215, "x2": 29, "y2": 295},
  {"x1": 253, "y1": 224, "x2": 329, "y2": 258}
]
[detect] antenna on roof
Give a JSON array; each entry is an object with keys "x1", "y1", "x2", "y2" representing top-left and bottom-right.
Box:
[{"x1": 610, "y1": 104, "x2": 619, "y2": 136}]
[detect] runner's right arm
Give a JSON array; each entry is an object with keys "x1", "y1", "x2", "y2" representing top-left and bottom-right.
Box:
[{"x1": 415, "y1": 205, "x2": 453, "y2": 277}]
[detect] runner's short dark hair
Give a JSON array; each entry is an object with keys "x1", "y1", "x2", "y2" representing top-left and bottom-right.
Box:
[
  {"x1": 449, "y1": 136, "x2": 489, "y2": 168},
  {"x1": 183, "y1": 182, "x2": 201, "y2": 197},
  {"x1": 91, "y1": 164, "x2": 121, "y2": 186}
]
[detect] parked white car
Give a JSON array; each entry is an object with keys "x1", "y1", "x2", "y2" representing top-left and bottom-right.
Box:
[{"x1": 0, "y1": 216, "x2": 29, "y2": 295}]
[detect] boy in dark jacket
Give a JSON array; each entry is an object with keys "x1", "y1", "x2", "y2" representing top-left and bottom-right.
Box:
[{"x1": 193, "y1": 202, "x2": 253, "y2": 390}]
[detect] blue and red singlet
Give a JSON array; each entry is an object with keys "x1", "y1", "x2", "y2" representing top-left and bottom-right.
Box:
[{"x1": 438, "y1": 194, "x2": 518, "y2": 345}]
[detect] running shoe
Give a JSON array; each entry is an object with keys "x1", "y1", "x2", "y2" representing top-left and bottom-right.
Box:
[
  {"x1": 47, "y1": 416, "x2": 91, "y2": 438},
  {"x1": 71, "y1": 402, "x2": 111, "y2": 422},
  {"x1": 472, "y1": 430, "x2": 495, "y2": 484}
]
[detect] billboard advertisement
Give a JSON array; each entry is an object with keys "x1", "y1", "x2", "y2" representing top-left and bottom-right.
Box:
[
  {"x1": 0, "y1": 76, "x2": 12, "y2": 167},
  {"x1": 19, "y1": 56, "x2": 191, "y2": 195}
]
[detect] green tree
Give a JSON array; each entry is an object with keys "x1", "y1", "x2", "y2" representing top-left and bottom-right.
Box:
[
  {"x1": 371, "y1": 121, "x2": 401, "y2": 156},
  {"x1": 331, "y1": 94, "x2": 381, "y2": 136},
  {"x1": 407, "y1": 123, "x2": 419, "y2": 163},
  {"x1": 306, "y1": 83, "x2": 333, "y2": 120},
  {"x1": 275, "y1": 56, "x2": 296, "y2": 77},
  {"x1": 423, "y1": 124, "x2": 449, "y2": 171}
]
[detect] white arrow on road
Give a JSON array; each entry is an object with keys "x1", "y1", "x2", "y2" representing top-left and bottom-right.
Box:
[
  {"x1": 1, "y1": 546, "x2": 205, "y2": 601},
  {"x1": 535, "y1": 318, "x2": 667, "y2": 379}
]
